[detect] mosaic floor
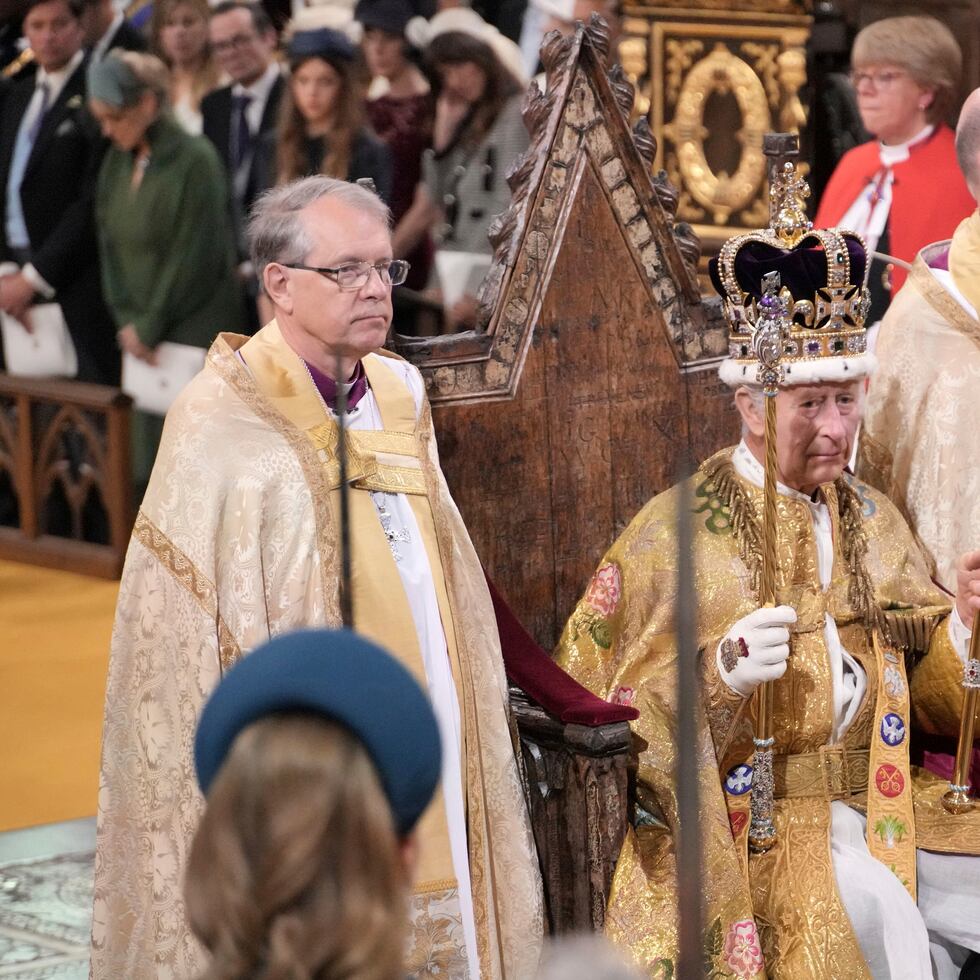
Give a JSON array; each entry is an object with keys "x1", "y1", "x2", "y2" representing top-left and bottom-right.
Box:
[{"x1": 0, "y1": 818, "x2": 94, "y2": 979}]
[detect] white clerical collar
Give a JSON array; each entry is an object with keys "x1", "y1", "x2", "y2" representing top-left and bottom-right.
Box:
[
  {"x1": 37, "y1": 48, "x2": 84, "y2": 101},
  {"x1": 732, "y1": 439, "x2": 826, "y2": 509},
  {"x1": 232, "y1": 61, "x2": 279, "y2": 101},
  {"x1": 879, "y1": 124, "x2": 933, "y2": 167},
  {"x1": 930, "y1": 265, "x2": 978, "y2": 318}
]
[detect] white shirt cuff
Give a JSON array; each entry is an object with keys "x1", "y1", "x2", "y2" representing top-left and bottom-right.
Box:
[
  {"x1": 22, "y1": 263, "x2": 55, "y2": 299},
  {"x1": 948, "y1": 606, "x2": 973, "y2": 662}
]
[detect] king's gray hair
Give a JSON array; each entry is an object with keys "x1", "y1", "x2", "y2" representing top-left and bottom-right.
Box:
[{"x1": 247, "y1": 177, "x2": 392, "y2": 281}]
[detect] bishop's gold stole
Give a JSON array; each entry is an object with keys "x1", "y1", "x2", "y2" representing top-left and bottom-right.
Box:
[
  {"x1": 949, "y1": 209, "x2": 980, "y2": 318},
  {"x1": 241, "y1": 325, "x2": 465, "y2": 896}
]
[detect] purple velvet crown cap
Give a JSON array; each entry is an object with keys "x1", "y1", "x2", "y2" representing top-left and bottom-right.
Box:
[{"x1": 708, "y1": 234, "x2": 868, "y2": 305}]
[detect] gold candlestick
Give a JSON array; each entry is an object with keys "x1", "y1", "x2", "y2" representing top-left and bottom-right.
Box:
[{"x1": 941, "y1": 618, "x2": 980, "y2": 815}]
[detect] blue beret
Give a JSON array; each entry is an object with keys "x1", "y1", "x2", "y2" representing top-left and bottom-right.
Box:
[
  {"x1": 355, "y1": 0, "x2": 414, "y2": 36},
  {"x1": 288, "y1": 27, "x2": 357, "y2": 63},
  {"x1": 194, "y1": 629, "x2": 442, "y2": 836}
]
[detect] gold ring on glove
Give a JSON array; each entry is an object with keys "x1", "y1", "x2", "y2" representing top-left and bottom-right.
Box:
[
  {"x1": 721, "y1": 636, "x2": 751, "y2": 673},
  {"x1": 721, "y1": 638, "x2": 740, "y2": 673}
]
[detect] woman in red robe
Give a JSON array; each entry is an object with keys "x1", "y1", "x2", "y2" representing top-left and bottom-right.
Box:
[{"x1": 815, "y1": 15, "x2": 974, "y2": 321}]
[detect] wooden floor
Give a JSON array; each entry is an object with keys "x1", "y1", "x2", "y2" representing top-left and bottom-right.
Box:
[{"x1": 0, "y1": 561, "x2": 117, "y2": 832}]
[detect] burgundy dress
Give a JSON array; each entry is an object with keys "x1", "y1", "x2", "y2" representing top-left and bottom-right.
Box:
[{"x1": 367, "y1": 91, "x2": 434, "y2": 291}]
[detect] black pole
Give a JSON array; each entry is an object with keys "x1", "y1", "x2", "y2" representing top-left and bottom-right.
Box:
[
  {"x1": 335, "y1": 353, "x2": 353, "y2": 628},
  {"x1": 675, "y1": 448, "x2": 702, "y2": 979}
]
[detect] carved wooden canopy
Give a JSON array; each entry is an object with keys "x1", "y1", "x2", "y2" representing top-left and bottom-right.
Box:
[
  {"x1": 393, "y1": 16, "x2": 727, "y2": 397},
  {"x1": 395, "y1": 16, "x2": 739, "y2": 648}
]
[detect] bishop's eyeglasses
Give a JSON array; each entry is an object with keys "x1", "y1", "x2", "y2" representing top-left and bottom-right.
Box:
[{"x1": 283, "y1": 259, "x2": 410, "y2": 291}]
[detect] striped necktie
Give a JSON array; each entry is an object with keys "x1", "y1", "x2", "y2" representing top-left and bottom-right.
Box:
[{"x1": 27, "y1": 80, "x2": 50, "y2": 147}]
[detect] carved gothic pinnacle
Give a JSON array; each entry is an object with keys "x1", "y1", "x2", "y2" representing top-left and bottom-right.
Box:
[
  {"x1": 583, "y1": 12, "x2": 610, "y2": 64},
  {"x1": 632, "y1": 117, "x2": 657, "y2": 166},
  {"x1": 607, "y1": 64, "x2": 635, "y2": 120},
  {"x1": 673, "y1": 222, "x2": 702, "y2": 270},
  {"x1": 653, "y1": 169, "x2": 679, "y2": 219},
  {"x1": 540, "y1": 28, "x2": 573, "y2": 88}
]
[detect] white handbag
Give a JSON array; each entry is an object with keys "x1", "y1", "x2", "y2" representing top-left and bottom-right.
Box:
[
  {"x1": 0, "y1": 303, "x2": 78, "y2": 379},
  {"x1": 121, "y1": 341, "x2": 206, "y2": 416}
]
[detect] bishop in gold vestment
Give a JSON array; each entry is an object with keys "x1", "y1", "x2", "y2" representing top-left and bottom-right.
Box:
[
  {"x1": 556, "y1": 168, "x2": 980, "y2": 979},
  {"x1": 90, "y1": 178, "x2": 544, "y2": 978},
  {"x1": 858, "y1": 86, "x2": 980, "y2": 595}
]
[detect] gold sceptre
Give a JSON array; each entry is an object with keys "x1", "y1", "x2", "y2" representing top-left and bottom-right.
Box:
[
  {"x1": 746, "y1": 269, "x2": 784, "y2": 854},
  {"x1": 941, "y1": 621, "x2": 980, "y2": 814},
  {"x1": 748, "y1": 135, "x2": 807, "y2": 854}
]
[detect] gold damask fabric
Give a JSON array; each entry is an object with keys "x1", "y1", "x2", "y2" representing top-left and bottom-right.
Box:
[
  {"x1": 91, "y1": 324, "x2": 544, "y2": 979},
  {"x1": 857, "y1": 244, "x2": 980, "y2": 593},
  {"x1": 555, "y1": 448, "x2": 978, "y2": 979}
]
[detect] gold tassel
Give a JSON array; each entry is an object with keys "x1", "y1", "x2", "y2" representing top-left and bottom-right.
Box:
[
  {"x1": 700, "y1": 453, "x2": 764, "y2": 596},
  {"x1": 699, "y1": 455, "x2": 887, "y2": 639},
  {"x1": 834, "y1": 477, "x2": 892, "y2": 645}
]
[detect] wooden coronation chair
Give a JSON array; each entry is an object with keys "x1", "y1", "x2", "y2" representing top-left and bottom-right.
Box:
[{"x1": 395, "y1": 16, "x2": 739, "y2": 931}]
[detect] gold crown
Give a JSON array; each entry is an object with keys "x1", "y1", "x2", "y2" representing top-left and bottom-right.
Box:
[{"x1": 714, "y1": 161, "x2": 873, "y2": 390}]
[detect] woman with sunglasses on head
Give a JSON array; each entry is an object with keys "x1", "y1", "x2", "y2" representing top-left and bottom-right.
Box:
[{"x1": 815, "y1": 16, "x2": 974, "y2": 326}]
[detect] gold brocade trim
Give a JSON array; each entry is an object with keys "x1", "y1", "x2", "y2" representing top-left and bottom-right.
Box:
[
  {"x1": 414, "y1": 877, "x2": 459, "y2": 895},
  {"x1": 910, "y1": 254, "x2": 980, "y2": 354},
  {"x1": 132, "y1": 511, "x2": 241, "y2": 671},
  {"x1": 316, "y1": 460, "x2": 427, "y2": 495},
  {"x1": 699, "y1": 451, "x2": 890, "y2": 642},
  {"x1": 351, "y1": 429, "x2": 419, "y2": 456},
  {"x1": 207, "y1": 335, "x2": 342, "y2": 622},
  {"x1": 308, "y1": 420, "x2": 427, "y2": 494},
  {"x1": 357, "y1": 464, "x2": 427, "y2": 495},
  {"x1": 414, "y1": 398, "x2": 493, "y2": 975}
]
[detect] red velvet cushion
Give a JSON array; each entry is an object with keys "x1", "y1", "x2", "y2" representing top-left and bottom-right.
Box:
[{"x1": 487, "y1": 576, "x2": 639, "y2": 726}]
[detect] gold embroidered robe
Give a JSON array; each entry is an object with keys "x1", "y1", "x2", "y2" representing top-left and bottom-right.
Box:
[
  {"x1": 554, "y1": 448, "x2": 980, "y2": 979},
  {"x1": 858, "y1": 244, "x2": 980, "y2": 593},
  {"x1": 90, "y1": 323, "x2": 544, "y2": 979}
]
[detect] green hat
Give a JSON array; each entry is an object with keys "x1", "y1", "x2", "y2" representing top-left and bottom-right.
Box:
[{"x1": 87, "y1": 51, "x2": 144, "y2": 107}]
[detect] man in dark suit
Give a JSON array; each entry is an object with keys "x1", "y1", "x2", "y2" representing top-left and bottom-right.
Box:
[
  {"x1": 80, "y1": 0, "x2": 145, "y2": 63},
  {"x1": 202, "y1": 0, "x2": 281, "y2": 329},
  {"x1": 0, "y1": 0, "x2": 117, "y2": 383}
]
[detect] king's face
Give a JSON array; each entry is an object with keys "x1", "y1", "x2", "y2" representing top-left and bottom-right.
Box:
[{"x1": 775, "y1": 380, "x2": 864, "y2": 494}]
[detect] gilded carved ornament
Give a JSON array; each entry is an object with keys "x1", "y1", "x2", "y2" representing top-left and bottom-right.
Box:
[{"x1": 663, "y1": 43, "x2": 771, "y2": 224}]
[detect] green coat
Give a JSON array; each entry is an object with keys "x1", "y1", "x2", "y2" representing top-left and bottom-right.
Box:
[{"x1": 96, "y1": 113, "x2": 243, "y2": 349}]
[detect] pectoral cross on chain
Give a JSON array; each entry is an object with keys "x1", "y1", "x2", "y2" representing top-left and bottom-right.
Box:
[{"x1": 372, "y1": 492, "x2": 410, "y2": 562}]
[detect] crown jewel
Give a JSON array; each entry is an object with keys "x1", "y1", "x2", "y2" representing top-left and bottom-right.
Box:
[{"x1": 712, "y1": 157, "x2": 873, "y2": 389}]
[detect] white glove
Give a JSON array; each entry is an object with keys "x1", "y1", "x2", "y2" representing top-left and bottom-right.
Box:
[{"x1": 716, "y1": 606, "x2": 797, "y2": 698}]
